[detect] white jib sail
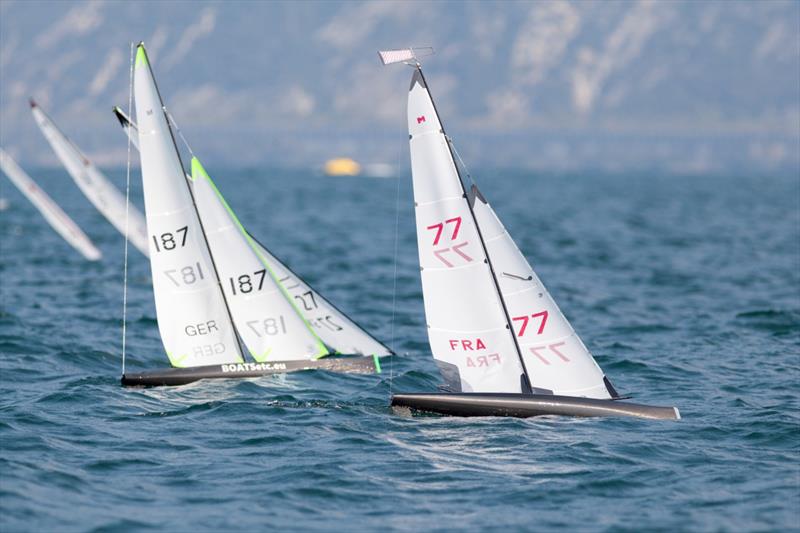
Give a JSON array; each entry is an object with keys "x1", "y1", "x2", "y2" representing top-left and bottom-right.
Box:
[
  {"x1": 191, "y1": 157, "x2": 327, "y2": 361},
  {"x1": 471, "y1": 190, "x2": 611, "y2": 398},
  {"x1": 408, "y1": 70, "x2": 526, "y2": 393},
  {"x1": 31, "y1": 102, "x2": 150, "y2": 257},
  {"x1": 134, "y1": 44, "x2": 241, "y2": 367},
  {"x1": 0, "y1": 148, "x2": 102, "y2": 261},
  {"x1": 247, "y1": 238, "x2": 393, "y2": 356},
  {"x1": 115, "y1": 106, "x2": 392, "y2": 357}
]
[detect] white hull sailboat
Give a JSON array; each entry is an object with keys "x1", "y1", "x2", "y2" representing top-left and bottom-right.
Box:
[
  {"x1": 0, "y1": 148, "x2": 102, "y2": 261},
  {"x1": 121, "y1": 43, "x2": 390, "y2": 387},
  {"x1": 379, "y1": 49, "x2": 678, "y2": 420},
  {"x1": 30, "y1": 100, "x2": 150, "y2": 257}
]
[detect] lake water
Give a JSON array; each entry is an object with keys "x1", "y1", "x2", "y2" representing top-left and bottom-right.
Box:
[{"x1": 1, "y1": 167, "x2": 798, "y2": 531}]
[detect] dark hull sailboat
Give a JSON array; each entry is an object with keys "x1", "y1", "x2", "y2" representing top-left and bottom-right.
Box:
[
  {"x1": 117, "y1": 44, "x2": 391, "y2": 387},
  {"x1": 379, "y1": 48, "x2": 680, "y2": 421}
]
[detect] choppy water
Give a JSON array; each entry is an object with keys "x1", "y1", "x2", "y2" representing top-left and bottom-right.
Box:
[{"x1": 1, "y1": 167, "x2": 798, "y2": 531}]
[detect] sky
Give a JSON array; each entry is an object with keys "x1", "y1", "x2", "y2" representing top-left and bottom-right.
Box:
[{"x1": 0, "y1": 0, "x2": 798, "y2": 175}]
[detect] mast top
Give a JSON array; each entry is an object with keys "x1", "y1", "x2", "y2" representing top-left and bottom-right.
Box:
[{"x1": 378, "y1": 47, "x2": 434, "y2": 67}]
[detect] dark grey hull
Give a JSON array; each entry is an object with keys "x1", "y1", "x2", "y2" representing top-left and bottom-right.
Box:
[
  {"x1": 391, "y1": 392, "x2": 680, "y2": 420},
  {"x1": 122, "y1": 355, "x2": 379, "y2": 387}
]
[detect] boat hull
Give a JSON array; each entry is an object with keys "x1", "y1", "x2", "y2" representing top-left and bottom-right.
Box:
[
  {"x1": 391, "y1": 392, "x2": 680, "y2": 420},
  {"x1": 122, "y1": 355, "x2": 379, "y2": 387}
]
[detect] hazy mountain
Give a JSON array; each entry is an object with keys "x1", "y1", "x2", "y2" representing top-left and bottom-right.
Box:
[{"x1": 0, "y1": 0, "x2": 797, "y2": 175}]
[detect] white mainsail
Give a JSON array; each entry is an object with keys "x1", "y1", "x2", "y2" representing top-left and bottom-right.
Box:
[
  {"x1": 31, "y1": 101, "x2": 150, "y2": 257},
  {"x1": 191, "y1": 156, "x2": 327, "y2": 361},
  {"x1": 408, "y1": 70, "x2": 527, "y2": 393},
  {"x1": 0, "y1": 148, "x2": 102, "y2": 261},
  {"x1": 407, "y1": 65, "x2": 614, "y2": 398},
  {"x1": 134, "y1": 43, "x2": 242, "y2": 367},
  {"x1": 114, "y1": 106, "x2": 392, "y2": 357}
]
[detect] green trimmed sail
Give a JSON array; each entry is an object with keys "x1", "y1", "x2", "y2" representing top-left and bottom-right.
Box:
[{"x1": 191, "y1": 156, "x2": 328, "y2": 361}]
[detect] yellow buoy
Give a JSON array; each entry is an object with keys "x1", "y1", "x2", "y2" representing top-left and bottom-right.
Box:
[{"x1": 324, "y1": 158, "x2": 361, "y2": 176}]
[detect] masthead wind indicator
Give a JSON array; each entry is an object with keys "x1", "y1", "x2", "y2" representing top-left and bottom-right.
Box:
[{"x1": 378, "y1": 47, "x2": 434, "y2": 66}]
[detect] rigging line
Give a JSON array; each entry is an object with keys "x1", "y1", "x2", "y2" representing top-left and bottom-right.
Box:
[
  {"x1": 448, "y1": 138, "x2": 476, "y2": 188},
  {"x1": 165, "y1": 110, "x2": 195, "y2": 158},
  {"x1": 121, "y1": 42, "x2": 134, "y2": 376},
  {"x1": 388, "y1": 141, "x2": 403, "y2": 393}
]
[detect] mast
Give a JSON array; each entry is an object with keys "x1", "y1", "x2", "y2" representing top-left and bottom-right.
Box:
[
  {"x1": 414, "y1": 64, "x2": 534, "y2": 393},
  {"x1": 136, "y1": 43, "x2": 246, "y2": 362}
]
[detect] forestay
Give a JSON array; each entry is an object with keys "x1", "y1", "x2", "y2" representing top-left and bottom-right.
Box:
[
  {"x1": 0, "y1": 148, "x2": 102, "y2": 261},
  {"x1": 31, "y1": 101, "x2": 149, "y2": 257},
  {"x1": 408, "y1": 70, "x2": 526, "y2": 393},
  {"x1": 114, "y1": 106, "x2": 392, "y2": 357},
  {"x1": 191, "y1": 157, "x2": 327, "y2": 361},
  {"x1": 134, "y1": 44, "x2": 242, "y2": 367}
]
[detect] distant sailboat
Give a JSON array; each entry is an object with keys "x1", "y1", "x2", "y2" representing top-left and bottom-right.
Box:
[
  {"x1": 380, "y1": 49, "x2": 679, "y2": 420},
  {"x1": 0, "y1": 148, "x2": 102, "y2": 261},
  {"x1": 121, "y1": 43, "x2": 385, "y2": 386},
  {"x1": 30, "y1": 100, "x2": 149, "y2": 257}
]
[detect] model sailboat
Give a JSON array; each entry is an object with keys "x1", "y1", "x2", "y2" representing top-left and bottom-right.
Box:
[
  {"x1": 122, "y1": 43, "x2": 388, "y2": 386},
  {"x1": 112, "y1": 105, "x2": 393, "y2": 359},
  {"x1": 30, "y1": 100, "x2": 150, "y2": 257},
  {"x1": 0, "y1": 148, "x2": 102, "y2": 261},
  {"x1": 380, "y1": 49, "x2": 679, "y2": 420}
]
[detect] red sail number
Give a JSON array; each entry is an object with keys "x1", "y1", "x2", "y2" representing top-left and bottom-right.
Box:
[
  {"x1": 512, "y1": 310, "x2": 548, "y2": 336},
  {"x1": 427, "y1": 217, "x2": 462, "y2": 245}
]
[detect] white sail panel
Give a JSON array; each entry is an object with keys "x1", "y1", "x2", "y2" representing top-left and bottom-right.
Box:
[
  {"x1": 134, "y1": 44, "x2": 241, "y2": 367},
  {"x1": 31, "y1": 102, "x2": 150, "y2": 257},
  {"x1": 0, "y1": 148, "x2": 102, "y2": 261},
  {"x1": 408, "y1": 70, "x2": 526, "y2": 393},
  {"x1": 190, "y1": 157, "x2": 327, "y2": 361},
  {"x1": 248, "y1": 240, "x2": 392, "y2": 356},
  {"x1": 471, "y1": 189, "x2": 612, "y2": 399}
]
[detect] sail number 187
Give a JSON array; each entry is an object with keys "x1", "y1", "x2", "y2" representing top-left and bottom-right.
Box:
[{"x1": 152, "y1": 226, "x2": 188, "y2": 252}]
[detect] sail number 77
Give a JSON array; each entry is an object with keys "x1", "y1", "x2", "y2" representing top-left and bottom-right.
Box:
[
  {"x1": 512, "y1": 311, "x2": 548, "y2": 336},
  {"x1": 427, "y1": 216, "x2": 473, "y2": 268}
]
